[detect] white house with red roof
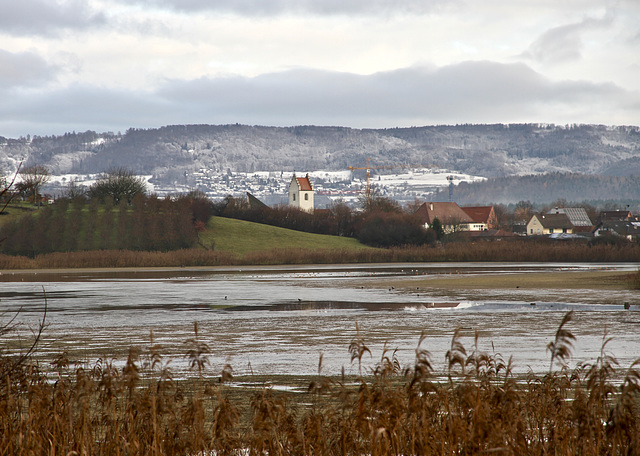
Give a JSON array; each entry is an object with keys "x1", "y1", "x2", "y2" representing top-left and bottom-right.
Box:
[
  {"x1": 415, "y1": 202, "x2": 500, "y2": 233},
  {"x1": 288, "y1": 173, "x2": 314, "y2": 213}
]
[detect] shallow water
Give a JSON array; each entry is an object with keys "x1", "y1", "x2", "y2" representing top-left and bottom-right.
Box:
[{"x1": 1, "y1": 263, "x2": 639, "y2": 378}]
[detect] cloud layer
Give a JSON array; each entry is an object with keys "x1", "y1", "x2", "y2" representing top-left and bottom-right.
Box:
[
  {"x1": 0, "y1": 0, "x2": 638, "y2": 137},
  {"x1": 0, "y1": 0, "x2": 105, "y2": 36},
  {"x1": 133, "y1": 0, "x2": 448, "y2": 15}
]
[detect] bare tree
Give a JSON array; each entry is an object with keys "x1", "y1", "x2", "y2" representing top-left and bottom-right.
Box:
[
  {"x1": 18, "y1": 164, "x2": 51, "y2": 207},
  {"x1": 1, "y1": 164, "x2": 22, "y2": 247},
  {"x1": 88, "y1": 167, "x2": 147, "y2": 204},
  {"x1": 63, "y1": 178, "x2": 88, "y2": 200},
  {"x1": 0, "y1": 287, "x2": 48, "y2": 385},
  {"x1": 1, "y1": 163, "x2": 21, "y2": 212}
]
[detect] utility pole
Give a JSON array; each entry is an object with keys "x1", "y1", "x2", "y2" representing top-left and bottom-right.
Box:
[{"x1": 447, "y1": 175, "x2": 455, "y2": 202}]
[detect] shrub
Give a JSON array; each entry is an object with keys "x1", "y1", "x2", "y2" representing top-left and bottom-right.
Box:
[{"x1": 355, "y1": 211, "x2": 434, "y2": 247}]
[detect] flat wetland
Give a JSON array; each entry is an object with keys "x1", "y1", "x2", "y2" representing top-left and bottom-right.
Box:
[
  {"x1": 369, "y1": 269, "x2": 637, "y2": 306},
  {"x1": 1, "y1": 262, "x2": 638, "y2": 382},
  {"x1": 390, "y1": 269, "x2": 632, "y2": 290},
  {"x1": 4, "y1": 262, "x2": 640, "y2": 454}
]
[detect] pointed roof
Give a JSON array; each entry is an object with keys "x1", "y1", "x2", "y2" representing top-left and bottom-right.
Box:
[
  {"x1": 461, "y1": 206, "x2": 494, "y2": 224},
  {"x1": 292, "y1": 173, "x2": 313, "y2": 191},
  {"x1": 548, "y1": 207, "x2": 592, "y2": 226},
  {"x1": 535, "y1": 213, "x2": 574, "y2": 230},
  {"x1": 415, "y1": 202, "x2": 473, "y2": 225},
  {"x1": 596, "y1": 220, "x2": 640, "y2": 237},
  {"x1": 246, "y1": 192, "x2": 268, "y2": 209},
  {"x1": 600, "y1": 210, "x2": 632, "y2": 221}
]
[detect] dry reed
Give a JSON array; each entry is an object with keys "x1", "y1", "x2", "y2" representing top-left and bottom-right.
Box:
[
  {"x1": 1, "y1": 239, "x2": 639, "y2": 270},
  {"x1": 2, "y1": 313, "x2": 640, "y2": 455}
]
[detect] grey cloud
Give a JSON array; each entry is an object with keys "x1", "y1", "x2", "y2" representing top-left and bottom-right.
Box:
[
  {"x1": 523, "y1": 15, "x2": 613, "y2": 64},
  {"x1": 157, "y1": 61, "x2": 626, "y2": 122},
  {"x1": 0, "y1": 0, "x2": 106, "y2": 36},
  {"x1": 130, "y1": 0, "x2": 447, "y2": 16},
  {"x1": 2, "y1": 61, "x2": 637, "y2": 137},
  {"x1": 0, "y1": 50, "x2": 60, "y2": 87},
  {"x1": 2, "y1": 85, "x2": 164, "y2": 127}
]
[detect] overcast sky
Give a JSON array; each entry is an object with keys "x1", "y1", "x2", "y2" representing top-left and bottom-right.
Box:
[{"x1": 1, "y1": 0, "x2": 638, "y2": 137}]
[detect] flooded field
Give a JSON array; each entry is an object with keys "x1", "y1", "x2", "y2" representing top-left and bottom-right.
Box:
[{"x1": 1, "y1": 262, "x2": 639, "y2": 378}]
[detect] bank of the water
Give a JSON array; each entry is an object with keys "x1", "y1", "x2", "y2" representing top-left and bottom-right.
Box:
[
  {"x1": 377, "y1": 270, "x2": 634, "y2": 291},
  {"x1": 2, "y1": 238, "x2": 640, "y2": 270}
]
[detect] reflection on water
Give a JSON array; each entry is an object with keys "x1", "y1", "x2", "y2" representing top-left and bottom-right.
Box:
[{"x1": 1, "y1": 263, "x2": 639, "y2": 378}]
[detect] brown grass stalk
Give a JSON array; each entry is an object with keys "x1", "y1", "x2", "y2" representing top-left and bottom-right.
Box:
[
  {"x1": 2, "y1": 313, "x2": 640, "y2": 454},
  {"x1": 1, "y1": 239, "x2": 639, "y2": 271}
]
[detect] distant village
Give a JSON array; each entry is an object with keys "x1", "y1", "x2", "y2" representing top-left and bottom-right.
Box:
[
  {"x1": 16, "y1": 166, "x2": 640, "y2": 243},
  {"x1": 149, "y1": 167, "x2": 484, "y2": 207},
  {"x1": 285, "y1": 173, "x2": 640, "y2": 242}
]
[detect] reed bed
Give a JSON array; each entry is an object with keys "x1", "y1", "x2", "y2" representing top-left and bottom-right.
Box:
[
  {"x1": 631, "y1": 269, "x2": 640, "y2": 290},
  {"x1": 1, "y1": 313, "x2": 640, "y2": 455},
  {"x1": 0, "y1": 239, "x2": 639, "y2": 271}
]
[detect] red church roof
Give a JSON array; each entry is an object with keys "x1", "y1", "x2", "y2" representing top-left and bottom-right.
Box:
[{"x1": 296, "y1": 174, "x2": 313, "y2": 191}]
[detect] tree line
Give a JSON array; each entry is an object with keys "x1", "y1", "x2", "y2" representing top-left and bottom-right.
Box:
[
  {"x1": 0, "y1": 168, "x2": 214, "y2": 257},
  {"x1": 219, "y1": 194, "x2": 438, "y2": 248},
  {"x1": 0, "y1": 195, "x2": 201, "y2": 256}
]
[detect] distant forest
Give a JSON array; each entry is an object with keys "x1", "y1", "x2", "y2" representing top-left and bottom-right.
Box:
[
  {"x1": 2, "y1": 123, "x2": 639, "y2": 178},
  {"x1": 437, "y1": 173, "x2": 640, "y2": 206}
]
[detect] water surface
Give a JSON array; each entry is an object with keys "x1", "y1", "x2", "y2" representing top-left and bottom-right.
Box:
[{"x1": 1, "y1": 262, "x2": 638, "y2": 378}]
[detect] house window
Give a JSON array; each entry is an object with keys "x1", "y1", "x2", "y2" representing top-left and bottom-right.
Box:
[
  {"x1": 293, "y1": 194, "x2": 296, "y2": 201},
  {"x1": 304, "y1": 193, "x2": 308, "y2": 201}
]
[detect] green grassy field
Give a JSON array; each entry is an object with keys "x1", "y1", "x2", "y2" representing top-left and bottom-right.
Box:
[
  {"x1": 201, "y1": 216, "x2": 371, "y2": 255},
  {"x1": 0, "y1": 202, "x2": 37, "y2": 224}
]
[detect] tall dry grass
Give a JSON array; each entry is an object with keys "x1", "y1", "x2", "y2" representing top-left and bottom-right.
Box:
[
  {"x1": 2, "y1": 313, "x2": 640, "y2": 455},
  {"x1": 630, "y1": 269, "x2": 640, "y2": 290},
  {"x1": 1, "y1": 239, "x2": 639, "y2": 270}
]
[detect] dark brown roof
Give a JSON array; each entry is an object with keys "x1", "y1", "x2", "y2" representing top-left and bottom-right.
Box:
[
  {"x1": 461, "y1": 206, "x2": 494, "y2": 224},
  {"x1": 538, "y1": 213, "x2": 574, "y2": 229},
  {"x1": 600, "y1": 210, "x2": 632, "y2": 221},
  {"x1": 596, "y1": 220, "x2": 640, "y2": 236},
  {"x1": 415, "y1": 202, "x2": 473, "y2": 225},
  {"x1": 246, "y1": 192, "x2": 268, "y2": 209}
]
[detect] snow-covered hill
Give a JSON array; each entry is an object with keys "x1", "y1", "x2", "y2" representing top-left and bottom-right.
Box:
[{"x1": 1, "y1": 123, "x2": 639, "y2": 203}]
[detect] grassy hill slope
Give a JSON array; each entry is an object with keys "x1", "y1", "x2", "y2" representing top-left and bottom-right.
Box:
[
  {"x1": 201, "y1": 216, "x2": 371, "y2": 255},
  {"x1": 0, "y1": 203, "x2": 37, "y2": 225}
]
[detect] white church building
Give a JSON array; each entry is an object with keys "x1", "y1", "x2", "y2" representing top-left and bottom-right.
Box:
[{"x1": 288, "y1": 173, "x2": 314, "y2": 213}]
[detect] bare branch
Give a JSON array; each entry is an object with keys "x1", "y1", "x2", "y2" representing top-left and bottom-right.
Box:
[{"x1": 0, "y1": 286, "x2": 48, "y2": 383}]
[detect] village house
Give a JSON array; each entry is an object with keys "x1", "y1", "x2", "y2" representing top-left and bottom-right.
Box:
[
  {"x1": 599, "y1": 210, "x2": 634, "y2": 222},
  {"x1": 461, "y1": 206, "x2": 498, "y2": 230},
  {"x1": 593, "y1": 220, "x2": 640, "y2": 241},
  {"x1": 288, "y1": 173, "x2": 314, "y2": 213},
  {"x1": 549, "y1": 207, "x2": 593, "y2": 228},
  {"x1": 527, "y1": 213, "x2": 574, "y2": 235},
  {"x1": 526, "y1": 207, "x2": 593, "y2": 236},
  {"x1": 415, "y1": 202, "x2": 496, "y2": 233}
]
